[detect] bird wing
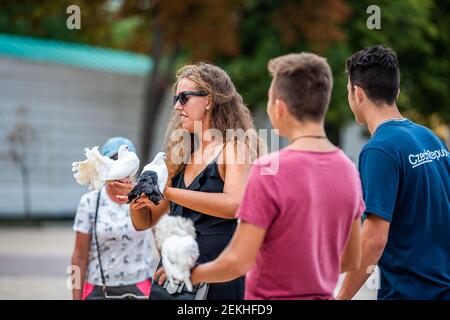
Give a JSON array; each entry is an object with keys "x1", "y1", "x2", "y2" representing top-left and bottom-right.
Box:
[
  {"x1": 142, "y1": 162, "x2": 156, "y2": 173},
  {"x1": 143, "y1": 163, "x2": 168, "y2": 194},
  {"x1": 106, "y1": 154, "x2": 139, "y2": 180},
  {"x1": 156, "y1": 165, "x2": 168, "y2": 195}
]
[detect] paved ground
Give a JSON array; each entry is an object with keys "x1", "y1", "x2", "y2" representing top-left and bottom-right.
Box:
[
  {"x1": 0, "y1": 222, "x2": 376, "y2": 300},
  {"x1": 0, "y1": 222, "x2": 73, "y2": 300}
]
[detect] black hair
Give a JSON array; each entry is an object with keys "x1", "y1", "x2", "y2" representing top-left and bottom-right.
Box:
[{"x1": 346, "y1": 45, "x2": 400, "y2": 105}]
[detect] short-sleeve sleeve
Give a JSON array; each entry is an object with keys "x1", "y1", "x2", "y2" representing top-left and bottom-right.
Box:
[
  {"x1": 358, "y1": 147, "x2": 400, "y2": 223},
  {"x1": 73, "y1": 193, "x2": 94, "y2": 234},
  {"x1": 236, "y1": 162, "x2": 279, "y2": 229}
]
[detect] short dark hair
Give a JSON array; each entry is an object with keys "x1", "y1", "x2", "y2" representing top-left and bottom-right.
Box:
[
  {"x1": 268, "y1": 53, "x2": 333, "y2": 122},
  {"x1": 346, "y1": 45, "x2": 400, "y2": 105}
]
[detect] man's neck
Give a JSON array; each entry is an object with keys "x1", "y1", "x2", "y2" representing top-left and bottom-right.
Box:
[
  {"x1": 285, "y1": 120, "x2": 327, "y2": 142},
  {"x1": 283, "y1": 120, "x2": 335, "y2": 152},
  {"x1": 365, "y1": 103, "x2": 404, "y2": 135}
]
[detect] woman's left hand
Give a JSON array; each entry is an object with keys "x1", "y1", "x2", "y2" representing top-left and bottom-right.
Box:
[
  {"x1": 107, "y1": 178, "x2": 134, "y2": 203},
  {"x1": 154, "y1": 266, "x2": 168, "y2": 286}
]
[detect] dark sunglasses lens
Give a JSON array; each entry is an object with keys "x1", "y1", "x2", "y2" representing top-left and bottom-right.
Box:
[
  {"x1": 173, "y1": 93, "x2": 188, "y2": 105},
  {"x1": 179, "y1": 93, "x2": 188, "y2": 105}
]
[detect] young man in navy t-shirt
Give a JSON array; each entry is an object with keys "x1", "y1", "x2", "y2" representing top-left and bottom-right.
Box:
[{"x1": 337, "y1": 45, "x2": 450, "y2": 300}]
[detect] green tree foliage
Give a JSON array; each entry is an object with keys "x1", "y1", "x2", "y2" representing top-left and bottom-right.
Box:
[
  {"x1": 224, "y1": 0, "x2": 449, "y2": 135},
  {"x1": 341, "y1": 0, "x2": 450, "y2": 127},
  {"x1": 1, "y1": 0, "x2": 448, "y2": 148},
  {"x1": 0, "y1": 0, "x2": 113, "y2": 45}
]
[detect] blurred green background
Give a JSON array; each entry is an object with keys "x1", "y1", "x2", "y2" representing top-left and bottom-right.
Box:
[{"x1": 1, "y1": 0, "x2": 449, "y2": 146}]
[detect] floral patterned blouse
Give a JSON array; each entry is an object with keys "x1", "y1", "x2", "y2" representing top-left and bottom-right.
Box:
[{"x1": 73, "y1": 188, "x2": 159, "y2": 286}]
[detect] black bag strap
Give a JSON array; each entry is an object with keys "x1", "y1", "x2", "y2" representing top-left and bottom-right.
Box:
[{"x1": 93, "y1": 188, "x2": 108, "y2": 296}]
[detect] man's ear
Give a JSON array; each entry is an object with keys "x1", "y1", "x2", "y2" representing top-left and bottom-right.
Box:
[
  {"x1": 354, "y1": 85, "x2": 366, "y2": 104},
  {"x1": 274, "y1": 99, "x2": 286, "y2": 119}
]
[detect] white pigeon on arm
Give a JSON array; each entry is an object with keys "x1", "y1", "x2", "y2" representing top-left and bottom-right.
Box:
[
  {"x1": 127, "y1": 152, "x2": 168, "y2": 205},
  {"x1": 72, "y1": 146, "x2": 114, "y2": 190},
  {"x1": 106, "y1": 145, "x2": 140, "y2": 181},
  {"x1": 153, "y1": 215, "x2": 200, "y2": 292},
  {"x1": 72, "y1": 144, "x2": 139, "y2": 190}
]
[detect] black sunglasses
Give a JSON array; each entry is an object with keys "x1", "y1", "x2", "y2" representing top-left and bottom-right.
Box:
[{"x1": 173, "y1": 91, "x2": 208, "y2": 106}]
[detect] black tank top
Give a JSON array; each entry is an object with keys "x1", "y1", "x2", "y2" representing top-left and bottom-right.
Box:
[{"x1": 169, "y1": 154, "x2": 244, "y2": 300}]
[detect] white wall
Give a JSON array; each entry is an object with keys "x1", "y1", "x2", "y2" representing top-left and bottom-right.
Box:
[{"x1": 0, "y1": 57, "x2": 152, "y2": 218}]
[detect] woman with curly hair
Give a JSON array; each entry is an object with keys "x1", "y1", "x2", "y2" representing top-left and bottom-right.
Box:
[{"x1": 110, "y1": 62, "x2": 266, "y2": 300}]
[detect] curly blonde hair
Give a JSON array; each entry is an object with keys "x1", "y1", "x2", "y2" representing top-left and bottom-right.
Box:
[{"x1": 164, "y1": 62, "x2": 266, "y2": 179}]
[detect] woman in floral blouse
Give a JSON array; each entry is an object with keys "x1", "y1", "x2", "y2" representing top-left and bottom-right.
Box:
[{"x1": 71, "y1": 137, "x2": 159, "y2": 300}]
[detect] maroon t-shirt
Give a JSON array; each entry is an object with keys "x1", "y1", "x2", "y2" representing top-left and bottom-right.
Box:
[{"x1": 237, "y1": 148, "x2": 364, "y2": 300}]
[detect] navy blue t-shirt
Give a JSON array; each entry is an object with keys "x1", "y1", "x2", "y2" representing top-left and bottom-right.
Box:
[{"x1": 359, "y1": 119, "x2": 450, "y2": 300}]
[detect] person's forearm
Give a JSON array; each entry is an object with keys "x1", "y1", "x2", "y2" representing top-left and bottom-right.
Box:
[
  {"x1": 73, "y1": 289, "x2": 82, "y2": 300},
  {"x1": 165, "y1": 187, "x2": 239, "y2": 219},
  {"x1": 71, "y1": 257, "x2": 88, "y2": 300},
  {"x1": 337, "y1": 239, "x2": 384, "y2": 300},
  {"x1": 130, "y1": 205, "x2": 152, "y2": 230},
  {"x1": 341, "y1": 259, "x2": 360, "y2": 274},
  {"x1": 337, "y1": 266, "x2": 372, "y2": 300},
  {"x1": 191, "y1": 255, "x2": 245, "y2": 285}
]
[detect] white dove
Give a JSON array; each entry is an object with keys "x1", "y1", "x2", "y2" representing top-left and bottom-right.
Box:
[
  {"x1": 153, "y1": 215, "x2": 199, "y2": 292},
  {"x1": 72, "y1": 144, "x2": 139, "y2": 190},
  {"x1": 153, "y1": 214, "x2": 197, "y2": 249},
  {"x1": 127, "y1": 152, "x2": 168, "y2": 205},
  {"x1": 162, "y1": 235, "x2": 199, "y2": 292},
  {"x1": 106, "y1": 144, "x2": 140, "y2": 180}
]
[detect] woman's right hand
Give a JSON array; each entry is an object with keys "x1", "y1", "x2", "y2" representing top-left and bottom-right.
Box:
[
  {"x1": 130, "y1": 194, "x2": 154, "y2": 210},
  {"x1": 107, "y1": 178, "x2": 134, "y2": 203}
]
